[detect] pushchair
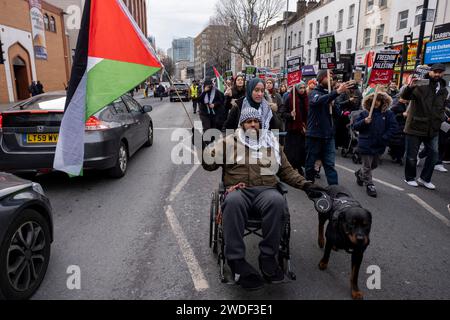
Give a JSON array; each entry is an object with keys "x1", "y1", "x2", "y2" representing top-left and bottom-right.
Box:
[{"x1": 341, "y1": 110, "x2": 363, "y2": 164}]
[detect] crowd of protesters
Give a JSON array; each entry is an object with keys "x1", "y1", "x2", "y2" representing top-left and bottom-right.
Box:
[{"x1": 192, "y1": 63, "x2": 449, "y2": 200}]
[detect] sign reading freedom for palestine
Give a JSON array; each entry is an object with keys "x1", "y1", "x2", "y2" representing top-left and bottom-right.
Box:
[
  {"x1": 317, "y1": 34, "x2": 336, "y2": 70},
  {"x1": 368, "y1": 51, "x2": 399, "y2": 85},
  {"x1": 287, "y1": 56, "x2": 302, "y2": 86}
]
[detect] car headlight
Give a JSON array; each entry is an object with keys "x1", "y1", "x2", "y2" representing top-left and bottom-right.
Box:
[{"x1": 32, "y1": 182, "x2": 45, "y2": 196}]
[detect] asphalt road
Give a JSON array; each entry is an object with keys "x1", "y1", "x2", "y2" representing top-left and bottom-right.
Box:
[{"x1": 32, "y1": 96, "x2": 450, "y2": 300}]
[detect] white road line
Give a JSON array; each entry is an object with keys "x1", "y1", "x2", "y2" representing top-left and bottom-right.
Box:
[
  {"x1": 407, "y1": 194, "x2": 450, "y2": 227},
  {"x1": 168, "y1": 164, "x2": 200, "y2": 202},
  {"x1": 335, "y1": 164, "x2": 405, "y2": 191},
  {"x1": 165, "y1": 205, "x2": 209, "y2": 291}
]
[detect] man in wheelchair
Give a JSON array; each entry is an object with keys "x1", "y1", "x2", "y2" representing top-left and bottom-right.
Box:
[{"x1": 202, "y1": 108, "x2": 324, "y2": 290}]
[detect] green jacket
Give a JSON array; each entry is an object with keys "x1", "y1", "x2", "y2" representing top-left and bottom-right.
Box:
[
  {"x1": 202, "y1": 132, "x2": 308, "y2": 190},
  {"x1": 401, "y1": 77, "x2": 448, "y2": 137}
]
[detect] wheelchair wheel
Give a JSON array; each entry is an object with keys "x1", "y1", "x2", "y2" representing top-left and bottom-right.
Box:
[{"x1": 209, "y1": 191, "x2": 216, "y2": 250}]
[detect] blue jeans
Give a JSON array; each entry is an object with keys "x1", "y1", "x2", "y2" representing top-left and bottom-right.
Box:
[
  {"x1": 405, "y1": 134, "x2": 439, "y2": 183},
  {"x1": 305, "y1": 137, "x2": 338, "y2": 185}
]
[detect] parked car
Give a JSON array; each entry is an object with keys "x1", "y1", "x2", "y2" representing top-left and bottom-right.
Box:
[
  {"x1": 0, "y1": 91, "x2": 154, "y2": 178},
  {"x1": 169, "y1": 83, "x2": 191, "y2": 102},
  {"x1": 0, "y1": 172, "x2": 53, "y2": 300}
]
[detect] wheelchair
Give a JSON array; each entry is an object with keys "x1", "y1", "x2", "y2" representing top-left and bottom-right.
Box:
[{"x1": 209, "y1": 181, "x2": 297, "y2": 283}]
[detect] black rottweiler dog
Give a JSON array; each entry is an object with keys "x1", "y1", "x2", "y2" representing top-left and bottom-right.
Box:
[{"x1": 314, "y1": 185, "x2": 372, "y2": 300}]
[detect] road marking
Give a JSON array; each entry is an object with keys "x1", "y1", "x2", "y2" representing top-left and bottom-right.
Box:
[
  {"x1": 165, "y1": 205, "x2": 209, "y2": 292},
  {"x1": 168, "y1": 164, "x2": 200, "y2": 202},
  {"x1": 407, "y1": 194, "x2": 450, "y2": 227},
  {"x1": 335, "y1": 164, "x2": 405, "y2": 191}
]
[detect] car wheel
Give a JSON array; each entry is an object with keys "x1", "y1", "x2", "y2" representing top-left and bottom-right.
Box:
[
  {"x1": 108, "y1": 141, "x2": 128, "y2": 178},
  {"x1": 0, "y1": 209, "x2": 51, "y2": 300},
  {"x1": 144, "y1": 123, "x2": 154, "y2": 147}
]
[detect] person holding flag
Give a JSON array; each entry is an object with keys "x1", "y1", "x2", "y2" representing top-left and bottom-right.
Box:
[
  {"x1": 53, "y1": 0, "x2": 162, "y2": 176},
  {"x1": 198, "y1": 78, "x2": 226, "y2": 143}
]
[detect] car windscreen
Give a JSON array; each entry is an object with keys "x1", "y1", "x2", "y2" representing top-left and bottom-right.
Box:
[
  {"x1": 12, "y1": 95, "x2": 67, "y2": 111},
  {"x1": 174, "y1": 84, "x2": 188, "y2": 89}
]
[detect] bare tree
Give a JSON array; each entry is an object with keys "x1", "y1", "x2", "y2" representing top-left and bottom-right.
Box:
[
  {"x1": 156, "y1": 48, "x2": 175, "y2": 79},
  {"x1": 215, "y1": 0, "x2": 285, "y2": 65},
  {"x1": 205, "y1": 25, "x2": 232, "y2": 74}
]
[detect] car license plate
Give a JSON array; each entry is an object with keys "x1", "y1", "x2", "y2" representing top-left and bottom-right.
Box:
[{"x1": 26, "y1": 133, "x2": 59, "y2": 144}]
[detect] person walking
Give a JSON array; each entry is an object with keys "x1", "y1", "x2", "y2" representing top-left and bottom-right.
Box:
[
  {"x1": 401, "y1": 64, "x2": 448, "y2": 190},
  {"x1": 29, "y1": 81, "x2": 38, "y2": 97},
  {"x1": 36, "y1": 81, "x2": 44, "y2": 94},
  {"x1": 224, "y1": 74, "x2": 246, "y2": 113},
  {"x1": 280, "y1": 82, "x2": 308, "y2": 175},
  {"x1": 157, "y1": 83, "x2": 165, "y2": 101},
  {"x1": 353, "y1": 90, "x2": 398, "y2": 197},
  {"x1": 198, "y1": 78, "x2": 226, "y2": 143},
  {"x1": 305, "y1": 70, "x2": 354, "y2": 185},
  {"x1": 190, "y1": 80, "x2": 200, "y2": 114}
]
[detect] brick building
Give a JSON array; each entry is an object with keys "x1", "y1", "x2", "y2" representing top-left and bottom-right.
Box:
[{"x1": 0, "y1": 0, "x2": 71, "y2": 103}]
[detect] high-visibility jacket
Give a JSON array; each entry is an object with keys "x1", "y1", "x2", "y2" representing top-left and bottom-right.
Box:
[{"x1": 190, "y1": 85, "x2": 198, "y2": 99}]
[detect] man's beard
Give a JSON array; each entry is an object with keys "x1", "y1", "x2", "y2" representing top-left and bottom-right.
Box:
[{"x1": 245, "y1": 129, "x2": 260, "y2": 140}]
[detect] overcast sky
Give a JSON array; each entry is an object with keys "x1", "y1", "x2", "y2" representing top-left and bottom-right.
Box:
[{"x1": 147, "y1": 0, "x2": 296, "y2": 52}]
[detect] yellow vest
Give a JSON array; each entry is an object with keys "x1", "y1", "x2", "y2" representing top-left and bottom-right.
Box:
[{"x1": 190, "y1": 85, "x2": 198, "y2": 98}]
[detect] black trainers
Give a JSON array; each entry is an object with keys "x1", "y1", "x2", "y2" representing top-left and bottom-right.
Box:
[
  {"x1": 355, "y1": 170, "x2": 363, "y2": 186},
  {"x1": 228, "y1": 259, "x2": 264, "y2": 291},
  {"x1": 259, "y1": 255, "x2": 284, "y2": 283},
  {"x1": 366, "y1": 184, "x2": 377, "y2": 198}
]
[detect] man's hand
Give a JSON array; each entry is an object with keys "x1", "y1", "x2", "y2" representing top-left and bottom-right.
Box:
[
  {"x1": 303, "y1": 183, "x2": 328, "y2": 197},
  {"x1": 209, "y1": 104, "x2": 215, "y2": 109},
  {"x1": 225, "y1": 87, "x2": 232, "y2": 97},
  {"x1": 291, "y1": 110, "x2": 296, "y2": 118},
  {"x1": 337, "y1": 81, "x2": 354, "y2": 95},
  {"x1": 364, "y1": 117, "x2": 372, "y2": 124}
]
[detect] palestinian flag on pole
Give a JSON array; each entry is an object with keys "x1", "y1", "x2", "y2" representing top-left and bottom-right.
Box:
[
  {"x1": 54, "y1": 0, "x2": 161, "y2": 176},
  {"x1": 213, "y1": 66, "x2": 225, "y2": 93}
]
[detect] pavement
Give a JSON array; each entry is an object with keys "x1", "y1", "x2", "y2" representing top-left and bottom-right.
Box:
[{"x1": 31, "y1": 96, "x2": 450, "y2": 300}]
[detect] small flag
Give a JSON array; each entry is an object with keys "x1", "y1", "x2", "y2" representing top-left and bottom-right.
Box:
[
  {"x1": 54, "y1": 0, "x2": 161, "y2": 176},
  {"x1": 213, "y1": 66, "x2": 225, "y2": 93}
]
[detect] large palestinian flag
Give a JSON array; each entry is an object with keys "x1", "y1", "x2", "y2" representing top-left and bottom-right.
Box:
[
  {"x1": 54, "y1": 0, "x2": 161, "y2": 176},
  {"x1": 213, "y1": 67, "x2": 225, "y2": 93}
]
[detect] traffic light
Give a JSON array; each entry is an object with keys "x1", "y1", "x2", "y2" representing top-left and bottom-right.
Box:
[{"x1": 0, "y1": 39, "x2": 5, "y2": 64}]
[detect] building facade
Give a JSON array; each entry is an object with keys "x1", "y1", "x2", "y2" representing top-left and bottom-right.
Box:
[
  {"x1": 0, "y1": 0, "x2": 71, "y2": 103},
  {"x1": 172, "y1": 37, "x2": 194, "y2": 63}
]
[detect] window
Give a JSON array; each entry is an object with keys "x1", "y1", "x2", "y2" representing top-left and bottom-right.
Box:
[
  {"x1": 376, "y1": 24, "x2": 384, "y2": 44},
  {"x1": 309, "y1": 23, "x2": 313, "y2": 40},
  {"x1": 274, "y1": 55, "x2": 280, "y2": 67},
  {"x1": 398, "y1": 10, "x2": 408, "y2": 30},
  {"x1": 364, "y1": 28, "x2": 371, "y2": 46},
  {"x1": 274, "y1": 38, "x2": 277, "y2": 50},
  {"x1": 348, "y1": 4, "x2": 355, "y2": 27},
  {"x1": 112, "y1": 100, "x2": 128, "y2": 114},
  {"x1": 316, "y1": 20, "x2": 320, "y2": 37},
  {"x1": 298, "y1": 32, "x2": 302, "y2": 46},
  {"x1": 264, "y1": 43, "x2": 266, "y2": 54},
  {"x1": 346, "y1": 39, "x2": 352, "y2": 54},
  {"x1": 123, "y1": 95, "x2": 142, "y2": 113},
  {"x1": 308, "y1": 49, "x2": 311, "y2": 64},
  {"x1": 379, "y1": 0, "x2": 387, "y2": 8},
  {"x1": 278, "y1": 37, "x2": 281, "y2": 49},
  {"x1": 338, "y1": 10, "x2": 344, "y2": 31},
  {"x1": 414, "y1": 6, "x2": 435, "y2": 26},
  {"x1": 288, "y1": 36, "x2": 291, "y2": 49},
  {"x1": 294, "y1": 34, "x2": 297, "y2": 48},
  {"x1": 49, "y1": 16, "x2": 56, "y2": 32},
  {"x1": 336, "y1": 41, "x2": 341, "y2": 60},
  {"x1": 43, "y1": 14, "x2": 49, "y2": 31},
  {"x1": 314, "y1": 48, "x2": 318, "y2": 62},
  {"x1": 324, "y1": 16, "x2": 329, "y2": 33},
  {"x1": 367, "y1": 0, "x2": 374, "y2": 12}
]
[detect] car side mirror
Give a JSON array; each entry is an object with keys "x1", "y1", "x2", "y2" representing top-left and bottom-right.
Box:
[{"x1": 143, "y1": 105, "x2": 153, "y2": 113}]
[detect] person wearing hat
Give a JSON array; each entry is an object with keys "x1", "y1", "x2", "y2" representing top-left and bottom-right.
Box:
[
  {"x1": 223, "y1": 78, "x2": 283, "y2": 132},
  {"x1": 203, "y1": 107, "x2": 325, "y2": 290},
  {"x1": 352, "y1": 90, "x2": 398, "y2": 197},
  {"x1": 401, "y1": 63, "x2": 448, "y2": 190},
  {"x1": 305, "y1": 70, "x2": 354, "y2": 185},
  {"x1": 198, "y1": 78, "x2": 226, "y2": 142},
  {"x1": 280, "y1": 81, "x2": 309, "y2": 175}
]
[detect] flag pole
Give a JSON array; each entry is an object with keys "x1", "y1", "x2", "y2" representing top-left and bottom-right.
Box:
[{"x1": 163, "y1": 68, "x2": 194, "y2": 128}]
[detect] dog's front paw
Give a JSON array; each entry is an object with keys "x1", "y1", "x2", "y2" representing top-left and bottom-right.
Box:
[
  {"x1": 318, "y1": 237, "x2": 325, "y2": 249},
  {"x1": 319, "y1": 261, "x2": 328, "y2": 270},
  {"x1": 351, "y1": 290, "x2": 364, "y2": 300}
]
